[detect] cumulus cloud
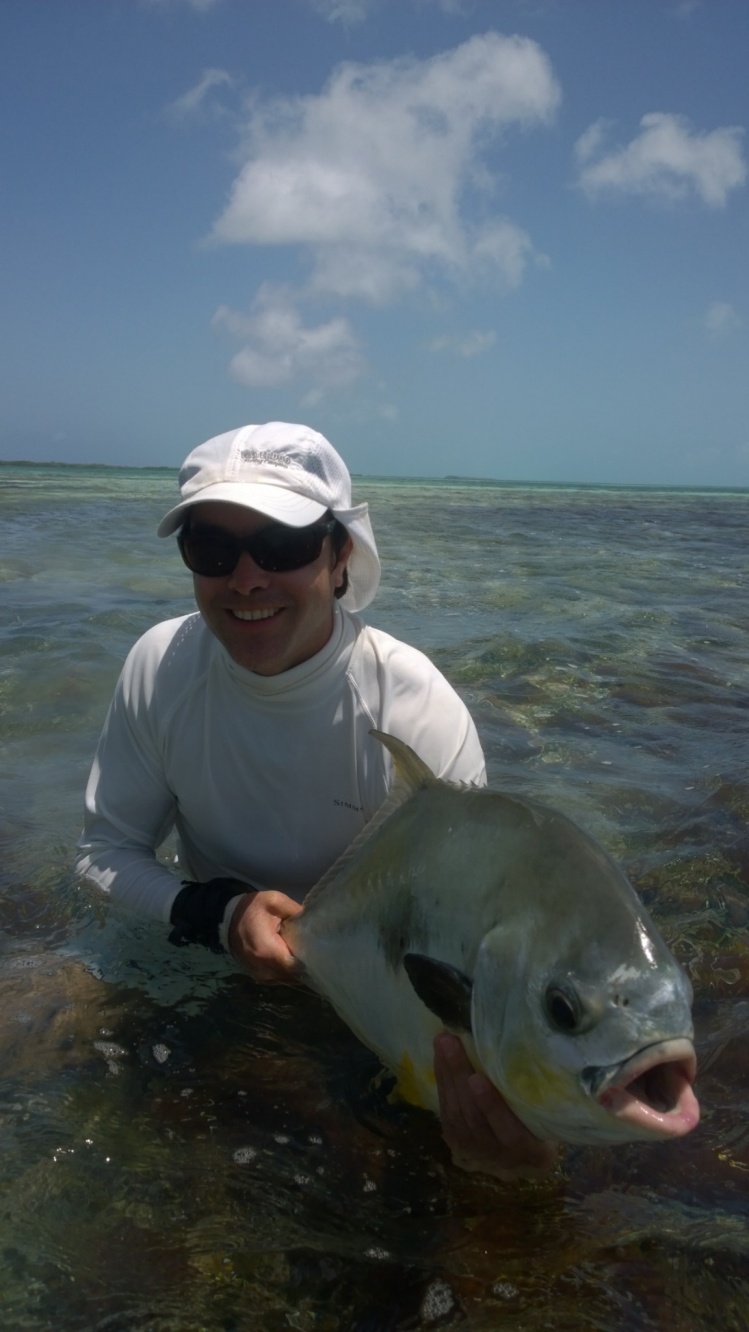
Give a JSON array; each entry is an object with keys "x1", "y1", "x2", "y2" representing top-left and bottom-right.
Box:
[
  {"x1": 705, "y1": 301, "x2": 743, "y2": 340},
  {"x1": 575, "y1": 112, "x2": 747, "y2": 207},
  {"x1": 429, "y1": 329, "x2": 496, "y2": 357},
  {"x1": 166, "y1": 68, "x2": 233, "y2": 120},
  {"x1": 212, "y1": 288, "x2": 365, "y2": 393},
  {"x1": 210, "y1": 32, "x2": 560, "y2": 303}
]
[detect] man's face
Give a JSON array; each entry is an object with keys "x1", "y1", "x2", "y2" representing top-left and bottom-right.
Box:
[{"x1": 188, "y1": 502, "x2": 352, "y2": 675}]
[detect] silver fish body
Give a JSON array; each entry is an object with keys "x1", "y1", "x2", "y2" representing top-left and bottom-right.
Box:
[{"x1": 283, "y1": 732, "x2": 699, "y2": 1146}]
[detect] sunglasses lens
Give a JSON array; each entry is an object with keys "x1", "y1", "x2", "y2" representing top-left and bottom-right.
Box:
[
  {"x1": 254, "y1": 526, "x2": 326, "y2": 571},
  {"x1": 178, "y1": 531, "x2": 238, "y2": 577},
  {"x1": 178, "y1": 520, "x2": 336, "y2": 577}
]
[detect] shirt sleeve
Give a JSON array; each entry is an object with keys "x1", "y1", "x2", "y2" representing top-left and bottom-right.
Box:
[
  {"x1": 391, "y1": 651, "x2": 487, "y2": 787},
  {"x1": 75, "y1": 631, "x2": 183, "y2": 923},
  {"x1": 352, "y1": 626, "x2": 488, "y2": 806}
]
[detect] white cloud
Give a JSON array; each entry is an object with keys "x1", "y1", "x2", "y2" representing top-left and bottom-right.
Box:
[
  {"x1": 143, "y1": 0, "x2": 220, "y2": 11},
  {"x1": 212, "y1": 288, "x2": 365, "y2": 392},
  {"x1": 307, "y1": 0, "x2": 373, "y2": 25},
  {"x1": 429, "y1": 329, "x2": 496, "y2": 357},
  {"x1": 306, "y1": 0, "x2": 469, "y2": 24},
  {"x1": 575, "y1": 112, "x2": 747, "y2": 208},
  {"x1": 574, "y1": 119, "x2": 610, "y2": 166},
  {"x1": 210, "y1": 32, "x2": 560, "y2": 303},
  {"x1": 166, "y1": 68, "x2": 233, "y2": 120},
  {"x1": 472, "y1": 219, "x2": 549, "y2": 283},
  {"x1": 705, "y1": 301, "x2": 743, "y2": 340},
  {"x1": 378, "y1": 401, "x2": 399, "y2": 421}
]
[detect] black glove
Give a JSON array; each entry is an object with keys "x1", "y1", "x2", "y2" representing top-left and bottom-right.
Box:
[{"x1": 168, "y1": 878, "x2": 253, "y2": 953}]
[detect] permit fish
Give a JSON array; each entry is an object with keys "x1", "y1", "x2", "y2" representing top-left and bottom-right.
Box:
[{"x1": 282, "y1": 732, "x2": 699, "y2": 1147}]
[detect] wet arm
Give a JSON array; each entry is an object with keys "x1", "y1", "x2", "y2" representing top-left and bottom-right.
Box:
[
  {"x1": 75, "y1": 678, "x2": 183, "y2": 921},
  {"x1": 226, "y1": 890, "x2": 305, "y2": 983}
]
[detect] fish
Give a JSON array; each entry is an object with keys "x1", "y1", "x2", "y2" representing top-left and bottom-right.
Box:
[{"x1": 282, "y1": 732, "x2": 700, "y2": 1147}]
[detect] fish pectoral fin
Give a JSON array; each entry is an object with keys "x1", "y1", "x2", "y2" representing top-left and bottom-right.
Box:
[{"x1": 403, "y1": 953, "x2": 473, "y2": 1032}]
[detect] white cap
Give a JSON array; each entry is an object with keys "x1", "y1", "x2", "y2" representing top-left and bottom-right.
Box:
[{"x1": 157, "y1": 421, "x2": 381, "y2": 612}]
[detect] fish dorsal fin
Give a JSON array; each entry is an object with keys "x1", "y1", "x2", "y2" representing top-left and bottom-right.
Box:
[
  {"x1": 370, "y1": 729, "x2": 437, "y2": 795},
  {"x1": 301, "y1": 731, "x2": 437, "y2": 910}
]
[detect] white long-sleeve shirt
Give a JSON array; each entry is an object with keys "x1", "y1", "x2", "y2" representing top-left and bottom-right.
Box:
[{"x1": 76, "y1": 605, "x2": 486, "y2": 926}]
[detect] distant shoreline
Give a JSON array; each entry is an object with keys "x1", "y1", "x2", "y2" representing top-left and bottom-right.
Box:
[
  {"x1": 1, "y1": 456, "x2": 747, "y2": 498},
  {"x1": 0, "y1": 458, "x2": 177, "y2": 474}
]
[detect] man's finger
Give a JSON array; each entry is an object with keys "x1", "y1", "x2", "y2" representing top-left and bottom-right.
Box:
[{"x1": 433, "y1": 1031, "x2": 558, "y2": 1177}]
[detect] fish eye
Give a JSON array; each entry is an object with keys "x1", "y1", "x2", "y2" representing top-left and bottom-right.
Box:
[{"x1": 544, "y1": 984, "x2": 581, "y2": 1033}]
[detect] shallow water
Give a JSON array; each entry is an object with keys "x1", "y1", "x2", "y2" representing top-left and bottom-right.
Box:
[{"x1": 1, "y1": 462, "x2": 748, "y2": 1329}]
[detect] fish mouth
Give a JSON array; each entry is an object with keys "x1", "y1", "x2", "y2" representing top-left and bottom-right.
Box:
[{"x1": 583, "y1": 1038, "x2": 699, "y2": 1139}]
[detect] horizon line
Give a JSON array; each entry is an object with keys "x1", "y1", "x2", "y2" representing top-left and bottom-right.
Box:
[{"x1": 1, "y1": 456, "x2": 747, "y2": 497}]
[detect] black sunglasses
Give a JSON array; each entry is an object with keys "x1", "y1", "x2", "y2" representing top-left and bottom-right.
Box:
[{"x1": 177, "y1": 517, "x2": 337, "y2": 578}]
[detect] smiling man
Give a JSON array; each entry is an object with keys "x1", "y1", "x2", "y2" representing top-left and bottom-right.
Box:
[
  {"x1": 182, "y1": 501, "x2": 350, "y2": 678},
  {"x1": 76, "y1": 420, "x2": 555, "y2": 1178}
]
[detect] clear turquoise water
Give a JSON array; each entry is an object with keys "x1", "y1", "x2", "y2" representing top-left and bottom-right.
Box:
[{"x1": 1, "y1": 462, "x2": 748, "y2": 1329}]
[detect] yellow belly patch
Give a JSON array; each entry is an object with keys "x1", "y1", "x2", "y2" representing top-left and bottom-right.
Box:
[
  {"x1": 391, "y1": 1052, "x2": 436, "y2": 1110},
  {"x1": 504, "y1": 1052, "x2": 574, "y2": 1108}
]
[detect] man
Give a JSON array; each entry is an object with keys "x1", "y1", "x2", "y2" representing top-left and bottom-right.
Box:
[{"x1": 77, "y1": 421, "x2": 554, "y2": 1178}]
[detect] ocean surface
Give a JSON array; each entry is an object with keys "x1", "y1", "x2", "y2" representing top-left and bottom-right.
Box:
[{"x1": 1, "y1": 460, "x2": 748, "y2": 1330}]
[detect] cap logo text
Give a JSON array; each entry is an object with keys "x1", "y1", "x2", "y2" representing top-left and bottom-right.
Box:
[{"x1": 240, "y1": 449, "x2": 297, "y2": 470}]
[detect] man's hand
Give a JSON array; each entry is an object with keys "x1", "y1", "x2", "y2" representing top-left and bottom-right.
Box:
[
  {"x1": 227, "y1": 890, "x2": 305, "y2": 984},
  {"x1": 433, "y1": 1032, "x2": 558, "y2": 1181}
]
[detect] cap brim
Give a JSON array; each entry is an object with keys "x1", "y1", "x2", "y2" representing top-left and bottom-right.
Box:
[{"x1": 157, "y1": 482, "x2": 327, "y2": 537}]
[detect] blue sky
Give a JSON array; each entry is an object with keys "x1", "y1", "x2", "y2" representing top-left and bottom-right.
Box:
[{"x1": 1, "y1": 0, "x2": 747, "y2": 485}]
